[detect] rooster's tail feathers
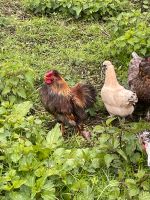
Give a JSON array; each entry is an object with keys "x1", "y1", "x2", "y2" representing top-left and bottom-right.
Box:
[{"x1": 72, "y1": 83, "x2": 96, "y2": 108}]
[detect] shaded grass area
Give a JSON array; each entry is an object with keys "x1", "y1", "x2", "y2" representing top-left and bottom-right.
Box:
[{"x1": 0, "y1": 0, "x2": 126, "y2": 89}]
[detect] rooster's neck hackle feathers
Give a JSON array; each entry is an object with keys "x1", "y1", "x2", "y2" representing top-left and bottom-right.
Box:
[{"x1": 51, "y1": 77, "x2": 71, "y2": 96}]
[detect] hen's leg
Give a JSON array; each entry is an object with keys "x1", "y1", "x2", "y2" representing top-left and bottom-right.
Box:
[{"x1": 118, "y1": 117, "x2": 125, "y2": 125}]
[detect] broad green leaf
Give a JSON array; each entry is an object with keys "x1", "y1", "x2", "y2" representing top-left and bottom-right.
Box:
[
  {"x1": 11, "y1": 153, "x2": 22, "y2": 163},
  {"x1": 99, "y1": 134, "x2": 110, "y2": 144},
  {"x1": 1, "y1": 184, "x2": 13, "y2": 191},
  {"x1": 104, "y1": 154, "x2": 115, "y2": 168},
  {"x1": 125, "y1": 179, "x2": 136, "y2": 185},
  {"x1": 139, "y1": 192, "x2": 150, "y2": 200},
  {"x1": 17, "y1": 89, "x2": 27, "y2": 99},
  {"x1": 42, "y1": 180, "x2": 55, "y2": 191},
  {"x1": 13, "y1": 101, "x2": 33, "y2": 117},
  {"x1": 35, "y1": 167, "x2": 46, "y2": 177},
  {"x1": 47, "y1": 168, "x2": 59, "y2": 176},
  {"x1": 12, "y1": 179, "x2": 26, "y2": 189},
  {"x1": 6, "y1": 169, "x2": 16, "y2": 179},
  {"x1": 46, "y1": 123, "x2": 62, "y2": 148},
  {"x1": 125, "y1": 178, "x2": 139, "y2": 197},
  {"x1": 31, "y1": 176, "x2": 47, "y2": 198},
  {"x1": 108, "y1": 181, "x2": 120, "y2": 200},
  {"x1": 73, "y1": 6, "x2": 82, "y2": 17},
  {"x1": 109, "y1": 180, "x2": 119, "y2": 187},
  {"x1": 63, "y1": 158, "x2": 76, "y2": 170},
  {"x1": 93, "y1": 125, "x2": 105, "y2": 133},
  {"x1": 71, "y1": 179, "x2": 88, "y2": 191},
  {"x1": 8, "y1": 191, "x2": 29, "y2": 200},
  {"x1": 117, "y1": 149, "x2": 128, "y2": 161},
  {"x1": 141, "y1": 181, "x2": 149, "y2": 190},
  {"x1": 9, "y1": 95, "x2": 16, "y2": 104},
  {"x1": 25, "y1": 175, "x2": 35, "y2": 187},
  {"x1": 25, "y1": 71, "x2": 34, "y2": 85},
  {"x1": 134, "y1": 169, "x2": 145, "y2": 179},
  {"x1": 91, "y1": 158, "x2": 100, "y2": 169},
  {"x1": 2, "y1": 86, "x2": 10, "y2": 95},
  {"x1": 0, "y1": 107, "x2": 6, "y2": 115},
  {"x1": 36, "y1": 175, "x2": 47, "y2": 191},
  {"x1": 41, "y1": 190, "x2": 55, "y2": 200},
  {"x1": 106, "y1": 117, "x2": 117, "y2": 126},
  {"x1": 128, "y1": 186, "x2": 139, "y2": 197}
]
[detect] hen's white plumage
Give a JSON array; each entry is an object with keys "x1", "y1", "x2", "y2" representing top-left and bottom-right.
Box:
[{"x1": 101, "y1": 61, "x2": 138, "y2": 117}]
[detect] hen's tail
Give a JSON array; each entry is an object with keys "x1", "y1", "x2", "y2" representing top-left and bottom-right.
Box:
[
  {"x1": 128, "y1": 92, "x2": 138, "y2": 105},
  {"x1": 71, "y1": 83, "x2": 96, "y2": 109}
]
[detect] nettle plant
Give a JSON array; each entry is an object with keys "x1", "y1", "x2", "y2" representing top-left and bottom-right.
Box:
[
  {"x1": 107, "y1": 10, "x2": 150, "y2": 61},
  {"x1": 0, "y1": 63, "x2": 35, "y2": 105},
  {"x1": 1, "y1": 114, "x2": 150, "y2": 199},
  {"x1": 23, "y1": 0, "x2": 129, "y2": 18}
]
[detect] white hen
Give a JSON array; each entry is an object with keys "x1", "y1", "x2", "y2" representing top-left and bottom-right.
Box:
[{"x1": 101, "y1": 61, "x2": 138, "y2": 117}]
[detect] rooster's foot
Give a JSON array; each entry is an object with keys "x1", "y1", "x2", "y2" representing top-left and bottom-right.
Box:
[
  {"x1": 81, "y1": 131, "x2": 91, "y2": 141},
  {"x1": 77, "y1": 124, "x2": 91, "y2": 141}
]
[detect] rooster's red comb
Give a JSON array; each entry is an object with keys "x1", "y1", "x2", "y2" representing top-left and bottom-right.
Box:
[
  {"x1": 45, "y1": 71, "x2": 53, "y2": 77},
  {"x1": 45, "y1": 70, "x2": 60, "y2": 77}
]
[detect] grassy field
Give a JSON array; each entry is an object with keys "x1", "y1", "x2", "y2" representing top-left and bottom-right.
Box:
[{"x1": 0, "y1": 0, "x2": 150, "y2": 199}]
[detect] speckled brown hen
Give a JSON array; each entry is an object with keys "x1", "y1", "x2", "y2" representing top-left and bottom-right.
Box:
[
  {"x1": 128, "y1": 53, "x2": 150, "y2": 118},
  {"x1": 128, "y1": 52, "x2": 143, "y2": 87},
  {"x1": 39, "y1": 70, "x2": 96, "y2": 140}
]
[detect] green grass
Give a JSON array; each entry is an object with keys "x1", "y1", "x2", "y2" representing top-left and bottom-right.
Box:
[{"x1": 1, "y1": 1, "x2": 150, "y2": 199}]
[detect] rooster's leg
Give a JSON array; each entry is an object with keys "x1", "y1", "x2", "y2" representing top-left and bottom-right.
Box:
[
  {"x1": 77, "y1": 124, "x2": 91, "y2": 141},
  {"x1": 76, "y1": 124, "x2": 83, "y2": 135},
  {"x1": 60, "y1": 123, "x2": 65, "y2": 137}
]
